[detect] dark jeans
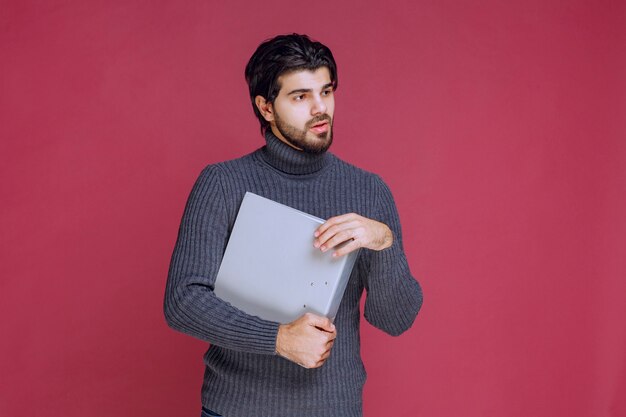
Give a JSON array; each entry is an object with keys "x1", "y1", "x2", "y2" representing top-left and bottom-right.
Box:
[{"x1": 201, "y1": 406, "x2": 222, "y2": 417}]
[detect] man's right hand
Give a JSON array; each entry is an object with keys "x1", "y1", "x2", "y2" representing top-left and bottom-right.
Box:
[{"x1": 275, "y1": 313, "x2": 337, "y2": 369}]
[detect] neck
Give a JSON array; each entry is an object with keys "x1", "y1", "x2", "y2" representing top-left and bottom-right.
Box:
[{"x1": 258, "y1": 129, "x2": 330, "y2": 175}]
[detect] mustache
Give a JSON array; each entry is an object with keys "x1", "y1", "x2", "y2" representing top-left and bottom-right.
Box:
[{"x1": 305, "y1": 114, "x2": 332, "y2": 129}]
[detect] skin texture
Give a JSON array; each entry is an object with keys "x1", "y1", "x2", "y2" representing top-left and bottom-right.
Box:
[
  {"x1": 255, "y1": 67, "x2": 335, "y2": 154},
  {"x1": 314, "y1": 212, "x2": 393, "y2": 257},
  {"x1": 275, "y1": 313, "x2": 337, "y2": 369},
  {"x1": 255, "y1": 68, "x2": 394, "y2": 368}
]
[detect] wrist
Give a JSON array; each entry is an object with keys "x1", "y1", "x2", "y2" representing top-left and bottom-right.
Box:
[
  {"x1": 275, "y1": 323, "x2": 287, "y2": 357},
  {"x1": 380, "y1": 226, "x2": 393, "y2": 250}
]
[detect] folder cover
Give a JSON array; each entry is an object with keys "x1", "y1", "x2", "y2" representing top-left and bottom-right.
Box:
[{"x1": 213, "y1": 192, "x2": 359, "y2": 324}]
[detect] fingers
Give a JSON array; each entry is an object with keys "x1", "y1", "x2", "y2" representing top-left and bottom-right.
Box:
[
  {"x1": 325, "y1": 336, "x2": 336, "y2": 348},
  {"x1": 305, "y1": 313, "x2": 335, "y2": 333},
  {"x1": 315, "y1": 217, "x2": 359, "y2": 244},
  {"x1": 318, "y1": 225, "x2": 361, "y2": 251},
  {"x1": 315, "y1": 219, "x2": 362, "y2": 252},
  {"x1": 307, "y1": 338, "x2": 335, "y2": 369},
  {"x1": 314, "y1": 213, "x2": 393, "y2": 254},
  {"x1": 287, "y1": 330, "x2": 335, "y2": 369},
  {"x1": 315, "y1": 348, "x2": 333, "y2": 367},
  {"x1": 331, "y1": 239, "x2": 360, "y2": 258},
  {"x1": 275, "y1": 314, "x2": 338, "y2": 369},
  {"x1": 314, "y1": 213, "x2": 356, "y2": 238}
]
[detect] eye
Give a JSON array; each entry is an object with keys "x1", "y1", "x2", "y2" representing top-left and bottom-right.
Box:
[
  {"x1": 322, "y1": 89, "x2": 333, "y2": 97},
  {"x1": 294, "y1": 94, "x2": 305, "y2": 101}
]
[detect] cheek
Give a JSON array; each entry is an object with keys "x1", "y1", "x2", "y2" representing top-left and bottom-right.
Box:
[
  {"x1": 325, "y1": 99, "x2": 335, "y2": 117},
  {"x1": 281, "y1": 107, "x2": 310, "y2": 126}
]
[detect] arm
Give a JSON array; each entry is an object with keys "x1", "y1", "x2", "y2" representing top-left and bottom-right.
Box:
[
  {"x1": 313, "y1": 176, "x2": 423, "y2": 336},
  {"x1": 361, "y1": 176, "x2": 423, "y2": 335},
  {"x1": 164, "y1": 165, "x2": 336, "y2": 364},
  {"x1": 164, "y1": 166, "x2": 278, "y2": 354}
]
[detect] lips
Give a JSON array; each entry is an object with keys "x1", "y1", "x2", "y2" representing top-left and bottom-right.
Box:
[{"x1": 310, "y1": 121, "x2": 329, "y2": 133}]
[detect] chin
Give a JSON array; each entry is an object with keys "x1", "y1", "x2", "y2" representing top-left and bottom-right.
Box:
[{"x1": 303, "y1": 136, "x2": 333, "y2": 154}]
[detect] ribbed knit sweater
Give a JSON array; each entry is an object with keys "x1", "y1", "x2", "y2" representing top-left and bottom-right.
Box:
[{"x1": 164, "y1": 130, "x2": 423, "y2": 417}]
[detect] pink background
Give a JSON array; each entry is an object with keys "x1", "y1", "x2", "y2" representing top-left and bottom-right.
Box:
[{"x1": 1, "y1": 1, "x2": 625, "y2": 416}]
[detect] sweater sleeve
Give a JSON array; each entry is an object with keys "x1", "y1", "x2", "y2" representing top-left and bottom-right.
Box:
[
  {"x1": 362, "y1": 176, "x2": 424, "y2": 336},
  {"x1": 163, "y1": 165, "x2": 279, "y2": 354}
]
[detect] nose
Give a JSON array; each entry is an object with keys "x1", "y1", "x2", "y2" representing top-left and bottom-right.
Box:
[{"x1": 311, "y1": 95, "x2": 327, "y2": 115}]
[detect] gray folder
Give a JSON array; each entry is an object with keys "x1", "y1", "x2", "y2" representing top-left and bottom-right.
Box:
[{"x1": 213, "y1": 192, "x2": 359, "y2": 324}]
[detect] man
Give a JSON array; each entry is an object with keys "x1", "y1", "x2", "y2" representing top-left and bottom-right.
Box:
[{"x1": 164, "y1": 33, "x2": 423, "y2": 417}]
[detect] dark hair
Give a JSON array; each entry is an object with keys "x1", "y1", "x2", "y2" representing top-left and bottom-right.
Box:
[{"x1": 245, "y1": 33, "x2": 338, "y2": 133}]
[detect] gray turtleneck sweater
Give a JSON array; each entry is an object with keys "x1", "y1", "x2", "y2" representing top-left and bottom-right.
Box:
[{"x1": 164, "y1": 131, "x2": 423, "y2": 417}]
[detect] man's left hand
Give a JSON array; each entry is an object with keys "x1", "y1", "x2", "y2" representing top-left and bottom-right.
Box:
[{"x1": 314, "y1": 213, "x2": 393, "y2": 257}]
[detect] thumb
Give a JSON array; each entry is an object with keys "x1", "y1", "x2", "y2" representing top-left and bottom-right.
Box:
[{"x1": 307, "y1": 313, "x2": 335, "y2": 332}]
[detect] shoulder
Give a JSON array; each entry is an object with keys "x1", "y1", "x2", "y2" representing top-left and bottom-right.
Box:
[
  {"x1": 329, "y1": 153, "x2": 380, "y2": 180},
  {"x1": 191, "y1": 152, "x2": 260, "y2": 216},
  {"x1": 329, "y1": 153, "x2": 390, "y2": 192},
  {"x1": 196, "y1": 151, "x2": 258, "y2": 180}
]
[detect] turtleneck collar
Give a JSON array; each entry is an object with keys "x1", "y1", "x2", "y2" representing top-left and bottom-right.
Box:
[{"x1": 258, "y1": 129, "x2": 331, "y2": 175}]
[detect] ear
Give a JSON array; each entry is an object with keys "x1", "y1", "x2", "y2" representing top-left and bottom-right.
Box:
[{"x1": 255, "y1": 96, "x2": 275, "y2": 122}]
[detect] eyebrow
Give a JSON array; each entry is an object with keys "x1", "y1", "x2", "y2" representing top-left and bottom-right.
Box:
[{"x1": 286, "y1": 83, "x2": 334, "y2": 96}]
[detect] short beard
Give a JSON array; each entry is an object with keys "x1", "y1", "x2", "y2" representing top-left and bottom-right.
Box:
[{"x1": 274, "y1": 113, "x2": 333, "y2": 154}]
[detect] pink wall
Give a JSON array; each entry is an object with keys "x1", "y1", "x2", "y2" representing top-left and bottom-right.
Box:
[{"x1": 1, "y1": 1, "x2": 624, "y2": 416}]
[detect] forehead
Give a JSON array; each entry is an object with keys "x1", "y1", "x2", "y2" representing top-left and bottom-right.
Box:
[{"x1": 277, "y1": 67, "x2": 331, "y2": 94}]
